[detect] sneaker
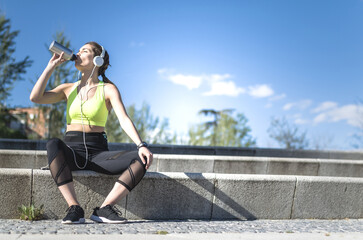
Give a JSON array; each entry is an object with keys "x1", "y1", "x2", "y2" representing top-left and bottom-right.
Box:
[
  {"x1": 61, "y1": 205, "x2": 85, "y2": 224},
  {"x1": 90, "y1": 205, "x2": 127, "y2": 224}
]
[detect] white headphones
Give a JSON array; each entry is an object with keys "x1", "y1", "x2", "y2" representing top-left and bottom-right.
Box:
[{"x1": 93, "y1": 45, "x2": 105, "y2": 67}]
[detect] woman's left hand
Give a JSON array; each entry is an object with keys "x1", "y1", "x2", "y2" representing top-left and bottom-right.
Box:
[{"x1": 138, "y1": 147, "x2": 153, "y2": 170}]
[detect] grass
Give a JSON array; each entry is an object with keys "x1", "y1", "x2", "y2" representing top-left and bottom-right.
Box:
[{"x1": 18, "y1": 203, "x2": 44, "y2": 221}]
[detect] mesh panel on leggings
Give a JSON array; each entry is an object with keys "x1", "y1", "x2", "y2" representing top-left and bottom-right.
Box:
[
  {"x1": 47, "y1": 139, "x2": 73, "y2": 187},
  {"x1": 117, "y1": 158, "x2": 146, "y2": 192}
]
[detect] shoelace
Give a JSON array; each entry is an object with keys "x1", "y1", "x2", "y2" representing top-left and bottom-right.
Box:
[
  {"x1": 105, "y1": 205, "x2": 122, "y2": 217},
  {"x1": 66, "y1": 205, "x2": 80, "y2": 213}
]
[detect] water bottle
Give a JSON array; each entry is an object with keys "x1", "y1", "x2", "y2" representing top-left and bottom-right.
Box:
[{"x1": 49, "y1": 41, "x2": 76, "y2": 61}]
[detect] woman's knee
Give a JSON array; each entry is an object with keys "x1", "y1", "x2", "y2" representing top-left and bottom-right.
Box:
[{"x1": 46, "y1": 138, "x2": 63, "y2": 150}]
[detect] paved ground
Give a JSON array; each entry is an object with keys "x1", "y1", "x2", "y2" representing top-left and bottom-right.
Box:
[{"x1": 0, "y1": 219, "x2": 362, "y2": 239}]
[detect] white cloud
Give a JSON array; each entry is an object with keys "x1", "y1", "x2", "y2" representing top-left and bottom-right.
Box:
[
  {"x1": 283, "y1": 99, "x2": 312, "y2": 111},
  {"x1": 291, "y1": 113, "x2": 309, "y2": 125},
  {"x1": 205, "y1": 74, "x2": 232, "y2": 82},
  {"x1": 157, "y1": 68, "x2": 168, "y2": 74},
  {"x1": 269, "y1": 93, "x2": 286, "y2": 101},
  {"x1": 203, "y1": 74, "x2": 246, "y2": 97},
  {"x1": 248, "y1": 84, "x2": 274, "y2": 98},
  {"x1": 314, "y1": 113, "x2": 327, "y2": 123},
  {"x1": 265, "y1": 93, "x2": 285, "y2": 108},
  {"x1": 283, "y1": 103, "x2": 293, "y2": 111},
  {"x1": 294, "y1": 118, "x2": 309, "y2": 125},
  {"x1": 313, "y1": 104, "x2": 363, "y2": 128},
  {"x1": 312, "y1": 101, "x2": 338, "y2": 113},
  {"x1": 203, "y1": 80, "x2": 245, "y2": 97},
  {"x1": 168, "y1": 74, "x2": 203, "y2": 90},
  {"x1": 160, "y1": 70, "x2": 245, "y2": 96},
  {"x1": 157, "y1": 68, "x2": 275, "y2": 98}
]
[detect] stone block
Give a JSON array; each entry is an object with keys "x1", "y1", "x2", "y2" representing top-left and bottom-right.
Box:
[
  {"x1": 157, "y1": 154, "x2": 214, "y2": 173},
  {"x1": 267, "y1": 158, "x2": 319, "y2": 176},
  {"x1": 146, "y1": 154, "x2": 157, "y2": 172},
  {"x1": 32, "y1": 170, "x2": 126, "y2": 219},
  {"x1": 0, "y1": 150, "x2": 37, "y2": 168},
  {"x1": 212, "y1": 174, "x2": 296, "y2": 220},
  {"x1": 34, "y1": 151, "x2": 47, "y2": 169},
  {"x1": 213, "y1": 156, "x2": 268, "y2": 174},
  {"x1": 2, "y1": 139, "x2": 363, "y2": 159},
  {"x1": 292, "y1": 176, "x2": 363, "y2": 219},
  {"x1": 0, "y1": 168, "x2": 32, "y2": 218},
  {"x1": 126, "y1": 172, "x2": 215, "y2": 220},
  {"x1": 318, "y1": 159, "x2": 363, "y2": 178}
]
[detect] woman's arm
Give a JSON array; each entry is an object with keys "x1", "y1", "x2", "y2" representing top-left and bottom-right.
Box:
[
  {"x1": 30, "y1": 53, "x2": 68, "y2": 104},
  {"x1": 106, "y1": 84, "x2": 153, "y2": 169}
]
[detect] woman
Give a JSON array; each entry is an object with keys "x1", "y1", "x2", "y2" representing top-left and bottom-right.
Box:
[{"x1": 30, "y1": 42, "x2": 153, "y2": 224}]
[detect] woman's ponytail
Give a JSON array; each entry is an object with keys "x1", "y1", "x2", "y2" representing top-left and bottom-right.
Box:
[
  {"x1": 86, "y1": 41, "x2": 114, "y2": 85},
  {"x1": 101, "y1": 72, "x2": 115, "y2": 85}
]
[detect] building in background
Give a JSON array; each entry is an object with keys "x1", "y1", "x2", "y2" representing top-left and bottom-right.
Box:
[{"x1": 8, "y1": 107, "x2": 49, "y2": 139}]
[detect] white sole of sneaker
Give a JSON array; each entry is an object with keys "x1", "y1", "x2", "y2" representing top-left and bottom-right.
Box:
[
  {"x1": 61, "y1": 218, "x2": 85, "y2": 224},
  {"x1": 90, "y1": 215, "x2": 127, "y2": 224}
]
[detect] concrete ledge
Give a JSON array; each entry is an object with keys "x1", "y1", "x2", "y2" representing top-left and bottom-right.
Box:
[
  {"x1": 157, "y1": 155, "x2": 215, "y2": 173},
  {"x1": 318, "y1": 159, "x2": 363, "y2": 177},
  {"x1": 1, "y1": 169, "x2": 362, "y2": 220},
  {"x1": 1, "y1": 151, "x2": 362, "y2": 178},
  {"x1": 1, "y1": 138, "x2": 363, "y2": 159},
  {"x1": 0, "y1": 150, "x2": 45, "y2": 169}
]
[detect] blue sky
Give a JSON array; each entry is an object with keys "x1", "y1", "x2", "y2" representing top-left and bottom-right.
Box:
[{"x1": 1, "y1": 0, "x2": 362, "y2": 150}]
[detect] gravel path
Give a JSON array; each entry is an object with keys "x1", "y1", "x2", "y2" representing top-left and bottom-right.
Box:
[{"x1": 0, "y1": 219, "x2": 362, "y2": 235}]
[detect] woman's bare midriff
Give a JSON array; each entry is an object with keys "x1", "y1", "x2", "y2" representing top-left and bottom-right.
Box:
[{"x1": 66, "y1": 124, "x2": 105, "y2": 133}]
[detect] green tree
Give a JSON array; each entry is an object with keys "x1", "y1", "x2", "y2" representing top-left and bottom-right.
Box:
[
  {"x1": 0, "y1": 13, "x2": 32, "y2": 138},
  {"x1": 268, "y1": 116, "x2": 308, "y2": 149},
  {"x1": 106, "y1": 102, "x2": 174, "y2": 144},
  {"x1": 0, "y1": 108, "x2": 27, "y2": 139},
  {"x1": 0, "y1": 13, "x2": 32, "y2": 105},
  {"x1": 32, "y1": 32, "x2": 76, "y2": 139},
  {"x1": 188, "y1": 109, "x2": 256, "y2": 147},
  {"x1": 105, "y1": 108, "x2": 122, "y2": 143}
]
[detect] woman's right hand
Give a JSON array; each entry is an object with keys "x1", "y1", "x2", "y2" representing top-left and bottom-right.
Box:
[
  {"x1": 30, "y1": 51, "x2": 69, "y2": 104},
  {"x1": 48, "y1": 52, "x2": 66, "y2": 68}
]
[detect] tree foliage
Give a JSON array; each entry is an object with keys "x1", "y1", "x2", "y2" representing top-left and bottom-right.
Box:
[
  {"x1": 106, "y1": 102, "x2": 174, "y2": 144},
  {"x1": 268, "y1": 116, "x2": 308, "y2": 149},
  {"x1": 188, "y1": 109, "x2": 256, "y2": 147},
  {"x1": 0, "y1": 14, "x2": 32, "y2": 105},
  {"x1": 0, "y1": 13, "x2": 32, "y2": 139},
  {"x1": 0, "y1": 107, "x2": 27, "y2": 139}
]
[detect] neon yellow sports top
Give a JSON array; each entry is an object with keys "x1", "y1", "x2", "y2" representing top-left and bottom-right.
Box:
[{"x1": 66, "y1": 81, "x2": 108, "y2": 127}]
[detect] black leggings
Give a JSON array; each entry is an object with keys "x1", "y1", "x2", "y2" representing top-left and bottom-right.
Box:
[{"x1": 46, "y1": 131, "x2": 147, "y2": 192}]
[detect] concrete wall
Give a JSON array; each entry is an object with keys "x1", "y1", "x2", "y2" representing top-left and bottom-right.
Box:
[
  {"x1": 292, "y1": 176, "x2": 363, "y2": 219},
  {"x1": 1, "y1": 151, "x2": 362, "y2": 178},
  {"x1": 1, "y1": 138, "x2": 363, "y2": 159},
  {"x1": 1, "y1": 169, "x2": 362, "y2": 220},
  {"x1": 0, "y1": 169, "x2": 32, "y2": 218}
]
